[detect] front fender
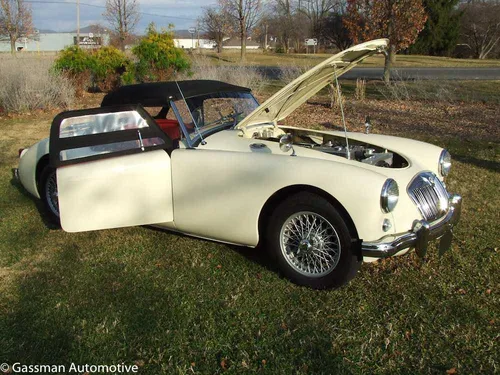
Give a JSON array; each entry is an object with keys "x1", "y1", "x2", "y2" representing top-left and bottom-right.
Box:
[
  {"x1": 18, "y1": 138, "x2": 50, "y2": 199},
  {"x1": 171, "y1": 149, "x2": 393, "y2": 247}
]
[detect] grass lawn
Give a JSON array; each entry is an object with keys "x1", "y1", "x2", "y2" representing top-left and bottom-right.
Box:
[
  {"x1": 200, "y1": 50, "x2": 500, "y2": 68},
  {"x1": 0, "y1": 86, "x2": 499, "y2": 374},
  {"x1": 262, "y1": 80, "x2": 500, "y2": 104}
]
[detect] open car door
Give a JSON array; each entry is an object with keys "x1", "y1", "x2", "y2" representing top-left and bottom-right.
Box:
[{"x1": 49, "y1": 105, "x2": 174, "y2": 232}]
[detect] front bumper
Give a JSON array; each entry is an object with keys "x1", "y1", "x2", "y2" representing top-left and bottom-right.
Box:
[{"x1": 362, "y1": 194, "x2": 462, "y2": 258}]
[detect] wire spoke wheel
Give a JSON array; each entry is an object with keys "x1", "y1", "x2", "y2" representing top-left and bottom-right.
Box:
[
  {"x1": 280, "y1": 211, "x2": 341, "y2": 278},
  {"x1": 44, "y1": 170, "x2": 60, "y2": 218}
]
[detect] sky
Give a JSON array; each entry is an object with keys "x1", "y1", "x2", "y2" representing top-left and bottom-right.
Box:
[{"x1": 28, "y1": 0, "x2": 216, "y2": 33}]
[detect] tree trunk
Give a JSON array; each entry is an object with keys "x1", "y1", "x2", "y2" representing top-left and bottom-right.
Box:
[
  {"x1": 390, "y1": 46, "x2": 396, "y2": 63},
  {"x1": 119, "y1": 33, "x2": 126, "y2": 51},
  {"x1": 240, "y1": 17, "x2": 246, "y2": 62},
  {"x1": 10, "y1": 37, "x2": 16, "y2": 54},
  {"x1": 383, "y1": 0, "x2": 394, "y2": 82},
  {"x1": 216, "y1": 34, "x2": 222, "y2": 53},
  {"x1": 383, "y1": 44, "x2": 395, "y2": 82}
]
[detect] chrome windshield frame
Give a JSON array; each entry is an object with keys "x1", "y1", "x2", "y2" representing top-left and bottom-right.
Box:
[
  {"x1": 169, "y1": 100, "x2": 194, "y2": 148},
  {"x1": 169, "y1": 92, "x2": 260, "y2": 148}
]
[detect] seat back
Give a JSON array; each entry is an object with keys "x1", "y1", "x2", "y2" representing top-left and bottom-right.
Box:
[{"x1": 155, "y1": 119, "x2": 180, "y2": 141}]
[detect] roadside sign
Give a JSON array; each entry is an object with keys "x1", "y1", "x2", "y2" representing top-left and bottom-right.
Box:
[
  {"x1": 305, "y1": 38, "x2": 318, "y2": 46},
  {"x1": 188, "y1": 27, "x2": 196, "y2": 34},
  {"x1": 89, "y1": 32, "x2": 94, "y2": 38}
]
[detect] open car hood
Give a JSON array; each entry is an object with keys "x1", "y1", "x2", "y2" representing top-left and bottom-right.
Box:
[{"x1": 236, "y1": 39, "x2": 388, "y2": 129}]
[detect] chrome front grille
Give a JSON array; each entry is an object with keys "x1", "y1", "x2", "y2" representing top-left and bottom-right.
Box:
[{"x1": 408, "y1": 172, "x2": 449, "y2": 222}]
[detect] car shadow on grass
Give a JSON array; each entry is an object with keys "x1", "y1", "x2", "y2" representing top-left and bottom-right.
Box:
[
  {"x1": 146, "y1": 225, "x2": 280, "y2": 275},
  {"x1": 453, "y1": 154, "x2": 500, "y2": 173},
  {"x1": 0, "y1": 231, "x2": 354, "y2": 373},
  {"x1": 10, "y1": 171, "x2": 60, "y2": 230}
]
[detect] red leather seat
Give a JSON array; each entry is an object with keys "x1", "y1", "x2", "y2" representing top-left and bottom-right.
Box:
[{"x1": 155, "y1": 119, "x2": 180, "y2": 140}]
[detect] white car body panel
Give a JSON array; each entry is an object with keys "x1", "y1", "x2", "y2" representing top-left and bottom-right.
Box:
[
  {"x1": 18, "y1": 128, "x2": 442, "y2": 246},
  {"x1": 57, "y1": 150, "x2": 173, "y2": 232},
  {"x1": 169, "y1": 147, "x2": 390, "y2": 246},
  {"x1": 18, "y1": 137, "x2": 50, "y2": 199}
]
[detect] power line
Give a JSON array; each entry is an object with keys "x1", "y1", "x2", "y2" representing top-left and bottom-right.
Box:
[{"x1": 25, "y1": 0, "x2": 198, "y2": 21}]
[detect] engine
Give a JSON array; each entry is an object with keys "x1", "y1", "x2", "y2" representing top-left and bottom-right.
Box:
[
  {"x1": 253, "y1": 128, "x2": 408, "y2": 169},
  {"x1": 304, "y1": 142, "x2": 394, "y2": 167}
]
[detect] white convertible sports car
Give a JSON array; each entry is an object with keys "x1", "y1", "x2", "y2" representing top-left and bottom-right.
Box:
[{"x1": 15, "y1": 39, "x2": 461, "y2": 289}]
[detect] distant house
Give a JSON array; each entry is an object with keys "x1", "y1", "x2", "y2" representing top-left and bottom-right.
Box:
[
  {"x1": 173, "y1": 30, "x2": 215, "y2": 49},
  {"x1": 0, "y1": 26, "x2": 110, "y2": 52},
  {"x1": 223, "y1": 37, "x2": 260, "y2": 50}
]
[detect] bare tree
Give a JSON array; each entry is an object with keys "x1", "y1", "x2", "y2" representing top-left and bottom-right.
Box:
[
  {"x1": 0, "y1": 0, "x2": 33, "y2": 54},
  {"x1": 219, "y1": 0, "x2": 262, "y2": 61},
  {"x1": 460, "y1": 1, "x2": 500, "y2": 59},
  {"x1": 200, "y1": 7, "x2": 232, "y2": 53},
  {"x1": 103, "y1": 0, "x2": 140, "y2": 51},
  {"x1": 300, "y1": 0, "x2": 338, "y2": 43},
  {"x1": 273, "y1": 0, "x2": 299, "y2": 52},
  {"x1": 320, "y1": 10, "x2": 352, "y2": 50}
]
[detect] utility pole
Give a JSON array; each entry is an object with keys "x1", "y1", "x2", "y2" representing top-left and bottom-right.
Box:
[
  {"x1": 197, "y1": 20, "x2": 200, "y2": 53},
  {"x1": 264, "y1": 24, "x2": 268, "y2": 50},
  {"x1": 76, "y1": 0, "x2": 80, "y2": 47}
]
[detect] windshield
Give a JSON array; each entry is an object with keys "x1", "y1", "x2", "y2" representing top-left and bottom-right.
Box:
[{"x1": 170, "y1": 92, "x2": 259, "y2": 141}]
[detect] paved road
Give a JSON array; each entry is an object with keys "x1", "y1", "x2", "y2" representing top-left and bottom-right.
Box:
[{"x1": 258, "y1": 66, "x2": 500, "y2": 80}]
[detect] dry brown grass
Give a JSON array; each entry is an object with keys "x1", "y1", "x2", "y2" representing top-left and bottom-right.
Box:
[
  {"x1": 0, "y1": 58, "x2": 74, "y2": 114},
  {"x1": 355, "y1": 78, "x2": 366, "y2": 101},
  {"x1": 282, "y1": 96, "x2": 500, "y2": 142},
  {"x1": 180, "y1": 55, "x2": 267, "y2": 94}
]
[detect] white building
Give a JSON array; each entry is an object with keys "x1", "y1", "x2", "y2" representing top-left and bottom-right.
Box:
[
  {"x1": 222, "y1": 37, "x2": 260, "y2": 50},
  {"x1": 173, "y1": 30, "x2": 215, "y2": 49},
  {"x1": 0, "y1": 27, "x2": 109, "y2": 53}
]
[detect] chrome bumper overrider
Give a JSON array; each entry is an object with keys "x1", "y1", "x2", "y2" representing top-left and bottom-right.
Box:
[
  {"x1": 13, "y1": 168, "x2": 20, "y2": 180},
  {"x1": 362, "y1": 194, "x2": 462, "y2": 258}
]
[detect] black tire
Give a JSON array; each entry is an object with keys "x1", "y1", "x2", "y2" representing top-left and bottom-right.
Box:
[
  {"x1": 266, "y1": 192, "x2": 361, "y2": 289},
  {"x1": 39, "y1": 166, "x2": 61, "y2": 226}
]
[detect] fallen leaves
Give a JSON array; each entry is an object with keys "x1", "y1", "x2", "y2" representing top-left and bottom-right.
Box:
[
  {"x1": 405, "y1": 330, "x2": 412, "y2": 340},
  {"x1": 284, "y1": 97, "x2": 499, "y2": 143},
  {"x1": 134, "y1": 360, "x2": 145, "y2": 368},
  {"x1": 220, "y1": 358, "x2": 228, "y2": 370}
]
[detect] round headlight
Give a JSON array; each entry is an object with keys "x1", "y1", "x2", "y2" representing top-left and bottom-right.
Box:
[
  {"x1": 380, "y1": 179, "x2": 399, "y2": 213},
  {"x1": 439, "y1": 149, "x2": 452, "y2": 177}
]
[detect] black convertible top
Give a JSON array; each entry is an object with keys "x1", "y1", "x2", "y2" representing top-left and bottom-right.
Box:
[{"x1": 101, "y1": 80, "x2": 252, "y2": 107}]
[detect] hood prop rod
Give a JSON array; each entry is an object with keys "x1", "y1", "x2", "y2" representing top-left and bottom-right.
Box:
[{"x1": 333, "y1": 65, "x2": 350, "y2": 159}]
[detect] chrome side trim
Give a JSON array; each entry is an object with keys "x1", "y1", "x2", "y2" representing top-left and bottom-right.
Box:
[{"x1": 362, "y1": 194, "x2": 462, "y2": 258}]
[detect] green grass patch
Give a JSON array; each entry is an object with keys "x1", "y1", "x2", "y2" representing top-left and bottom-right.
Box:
[
  {"x1": 0, "y1": 98, "x2": 498, "y2": 374},
  {"x1": 261, "y1": 79, "x2": 500, "y2": 104},
  {"x1": 199, "y1": 50, "x2": 500, "y2": 68}
]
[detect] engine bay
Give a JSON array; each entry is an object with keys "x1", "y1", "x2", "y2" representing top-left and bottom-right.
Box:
[{"x1": 251, "y1": 126, "x2": 409, "y2": 169}]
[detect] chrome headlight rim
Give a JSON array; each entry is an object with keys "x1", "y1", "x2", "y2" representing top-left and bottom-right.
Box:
[
  {"x1": 439, "y1": 149, "x2": 452, "y2": 177},
  {"x1": 380, "y1": 178, "x2": 399, "y2": 213}
]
